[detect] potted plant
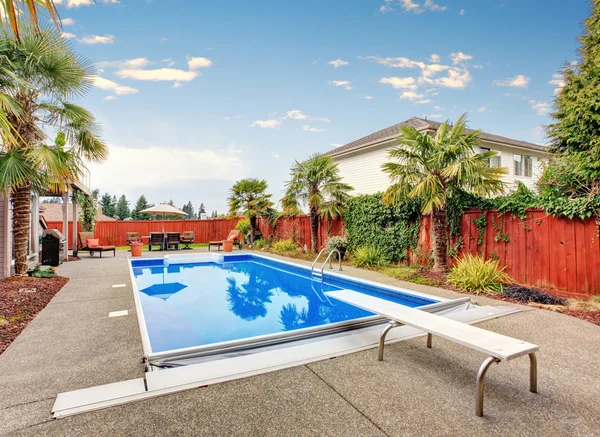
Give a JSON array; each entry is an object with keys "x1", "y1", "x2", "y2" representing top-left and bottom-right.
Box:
[
  {"x1": 130, "y1": 241, "x2": 143, "y2": 257},
  {"x1": 325, "y1": 236, "x2": 348, "y2": 261}
]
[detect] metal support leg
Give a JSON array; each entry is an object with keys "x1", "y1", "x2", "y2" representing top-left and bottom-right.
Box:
[
  {"x1": 475, "y1": 356, "x2": 500, "y2": 417},
  {"x1": 426, "y1": 333, "x2": 432, "y2": 349},
  {"x1": 378, "y1": 321, "x2": 401, "y2": 361},
  {"x1": 529, "y1": 352, "x2": 537, "y2": 393}
]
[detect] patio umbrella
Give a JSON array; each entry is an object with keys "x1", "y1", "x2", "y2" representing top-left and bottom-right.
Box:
[
  {"x1": 140, "y1": 282, "x2": 188, "y2": 301},
  {"x1": 140, "y1": 203, "x2": 188, "y2": 231}
]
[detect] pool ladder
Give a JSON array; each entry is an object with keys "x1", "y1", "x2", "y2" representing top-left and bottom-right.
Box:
[{"x1": 310, "y1": 248, "x2": 343, "y2": 284}]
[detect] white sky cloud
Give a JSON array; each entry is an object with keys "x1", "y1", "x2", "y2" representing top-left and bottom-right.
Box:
[
  {"x1": 459, "y1": 8, "x2": 465, "y2": 15},
  {"x1": 250, "y1": 120, "x2": 282, "y2": 128},
  {"x1": 449, "y1": 52, "x2": 473, "y2": 65},
  {"x1": 478, "y1": 105, "x2": 488, "y2": 112},
  {"x1": 400, "y1": 91, "x2": 424, "y2": 100},
  {"x1": 224, "y1": 115, "x2": 243, "y2": 121},
  {"x1": 61, "y1": 32, "x2": 76, "y2": 39},
  {"x1": 330, "y1": 80, "x2": 353, "y2": 90},
  {"x1": 549, "y1": 73, "x2": 565, "y2": 95},
  {"x1": 270, "y1": 151, "x2": 281, "y2": 159},
  {"x1": 187, "y1": 57, "x2": 212, "y2": 70},
  {"x1": 424, "y1": 0, "x2": 447, "y2": 12},
  {"x1": 396, "y1": 0, "x2": 447, "y2": 13},
  {"x1": 330, "y1": 143, "x2": 343, "y2": 148},
  {"x1": 116, "y1": 68, "x2": 198, "y2": 82},
  {"x1": 88, "y1": 144, "x2": 245, "y2": 194},
  {"x1": 103, "y1": 96, "x2": 117, "y2": 101},
  {"x1": 423, "y1": 113, "x2": 442, "y2": 119},
  {"x1": 430, "y1": 54, "x2": 441, "y2": 63},
  {"x1": 91, "y1": 76, "x2": 138, "y2": 96},
  {"x1": 97, "y1": 58, "x2": 152, "y2": 69},
  {"x1": 328, "y1": 59, "x2": 349, "y2": 68},
  {"x1": 79, "y1": 34, "x2": 115, "y2": 45},
  {"x1": 302, "y1": 125, "x2": 324, "y2": 132},
  {"x1": 401, "y1": 0, "x2": 421, "y2": 13},
  {"x1": 493, "y1": 74, "x2": 530, "y2": 88},
  {"x1": 529, "y1": 100, "x2": 550, "y2": 115},
  {"x1": 61, "y1": 17, "x2": 75, "y2": 26},
  {"x1": 433, "y1": 105, "x2": 444, "y2": 111},
  {"x1": 379, "y1": 76, "x2": 417, "y2": 89},
  {"x1": 286, "y1": 109, "x2": 309, "y2": 120},
  {"x1": 364, "y1": 95, "x2": 374, "y2": 100},
  {"x1": 415, "y1": 99, "x2": 431, "y2": 104}
]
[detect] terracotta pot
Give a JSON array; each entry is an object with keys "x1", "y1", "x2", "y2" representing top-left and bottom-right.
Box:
[
  {"x1": 222, "y1": 240, "x2": 234, "y2": 252},
  {"x1": 130, "y1": 242, "x2": 143, "y2": 257}
]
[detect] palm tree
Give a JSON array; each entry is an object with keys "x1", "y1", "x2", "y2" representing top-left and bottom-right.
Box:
[
  {"x1": 0, "y1": 1, "x2": 60, "y2": 40},
  {"x1": 0, "y1": 26, "x2": 107, "y2": 275},
  {"x1": 227, "y1": 178, "x2": 273, "y2": 244},
  {"x1": 282, "y1": 153, "x2": 353, "y2": 253},
  {"x1": 382, "y1": 114, "x2": 505, "y2": 273}
]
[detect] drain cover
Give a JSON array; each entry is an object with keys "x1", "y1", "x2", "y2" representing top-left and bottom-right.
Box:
[{"x1": 19, "y1": 288, "x2": 37, "y2": 293}]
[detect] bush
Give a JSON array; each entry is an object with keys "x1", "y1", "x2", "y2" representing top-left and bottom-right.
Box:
[
  {"x1": 447, "y1": 254, "x2": 511, "y2": 295},
  {"x1": 325, "y1": 236, "x2": 347, "y2": 259},
  {"x1": 235, "y1": 219, "x2": 251, "y2": 236},
  {"x1": 253, "y1": 239, "x2": 267, "y2": 250},
  {"x1": 272, "y1": 239, "x2": 296, "y2": 252},
  {"x1": 352, "y1": 246, "x2": 389, "y2": 268},
  {"x1": 502, "y1": 286, "x2": 567, "y2": 305}
]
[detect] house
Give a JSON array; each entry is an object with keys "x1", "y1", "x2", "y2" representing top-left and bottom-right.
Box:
[
  {"x1": 326, "y1": 117, "x2": 548, "y2": 195},
  {"x1": 39, "y1": 203, "x2": 115, "y2": 223}
]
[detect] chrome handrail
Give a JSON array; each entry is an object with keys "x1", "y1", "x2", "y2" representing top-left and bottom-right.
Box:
[
  {"x1": 320, "y1": 249, "x2": 343, "y2": 277},
  {"x1": 310, "y1": 248, "x2": 328, "y2": 280}
]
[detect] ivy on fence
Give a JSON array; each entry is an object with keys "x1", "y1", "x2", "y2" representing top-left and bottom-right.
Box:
[{"x1": 344, "y1": 193, "x2": 421, "y2": 263}]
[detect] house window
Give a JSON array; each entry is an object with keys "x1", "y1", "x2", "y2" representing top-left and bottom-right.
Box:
[
  {"x1": 514, "y1": 154, "x2": 533, "y2": 177},
  {"x1": 480, "y1": 147, "x2": 501, "y2": 168}
]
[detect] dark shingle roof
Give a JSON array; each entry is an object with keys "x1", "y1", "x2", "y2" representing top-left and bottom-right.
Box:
[{"x1": 326, "y1": 117, "x2": 546, "y2": 157}]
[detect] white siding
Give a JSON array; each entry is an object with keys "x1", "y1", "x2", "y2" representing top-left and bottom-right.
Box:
[{"x1": 334, "y1": 139, "x2": 549, "y2": 195}]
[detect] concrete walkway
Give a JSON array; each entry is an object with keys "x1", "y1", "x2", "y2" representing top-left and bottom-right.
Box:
[{"x1": 1, "y1": 249, "x2": 599, "y2": 436}]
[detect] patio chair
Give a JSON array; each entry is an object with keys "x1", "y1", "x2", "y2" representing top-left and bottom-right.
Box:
[
  {"x1": 76, "y1": 232, "x2": 116, "y2": 258},
  {"x1": 180, "y1": 231, "x2": 195, "y2": 249},
  {"x1": 208, "y1": 229, "x2": 243, "y2": 251},
  {"x1": 166, "y1": 232, "x2": 181, "y2": 251},
  {"x1": 126, "y1": 232, "x2": 141, "y2": 245},
  {"x1": 149, "y1": 232, "x2": 165, "y2": 251}
]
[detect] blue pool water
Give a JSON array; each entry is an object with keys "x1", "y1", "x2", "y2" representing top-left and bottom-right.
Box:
[{"x1": 131, "y1": 254, "x2": 437, "y2": 354}]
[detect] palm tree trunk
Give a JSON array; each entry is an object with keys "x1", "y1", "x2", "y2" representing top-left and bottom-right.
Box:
[
  {"x1": 12, "y1": 184, "x2": 31, "y2": 275},
  {"x1": 431, "y1": 206, "x2": 448, "y2": 273},
  {"x1": 310, "y1": 207, "x2": 319, "y2": 253},
  {"x1": 249, "y1": 215, "x2": 257, "y2": 244}
]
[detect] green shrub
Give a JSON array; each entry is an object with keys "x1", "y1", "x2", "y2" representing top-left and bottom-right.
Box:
[
  {"x1": 254, "y1": 239, "x2": 267, "y2": 250},
  {"x1": 325, "y1": 236, "x2": 347, "y2": 259},
  {"x1": 272, "y1": 239, "x2": 296, "y2": 252},
  {"x1": 235, "y1": 219, "x2": 251, "y2": 236},
  {"x1": 352, "y1": 246, "x2": 389, "y2": 268},
  {"x1": 447, "y1": 254, "x2": 512, "y2": 295},
  {"x1": 344, "y1": 193, "x2": 421, "y2": 263}
]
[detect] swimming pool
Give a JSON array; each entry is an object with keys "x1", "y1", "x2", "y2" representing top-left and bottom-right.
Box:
[{"x1": 129, "y1": 253, "x2": 449, "y2": 365}]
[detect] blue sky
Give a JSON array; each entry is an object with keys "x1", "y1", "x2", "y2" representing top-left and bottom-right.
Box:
[{"x1": 55, "y1": 0, "x2": 588, "y2": 214}]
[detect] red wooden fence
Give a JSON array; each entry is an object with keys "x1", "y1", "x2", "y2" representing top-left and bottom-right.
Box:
[
  {"x1": 47, "y1": 210, "x2": 599, "y2": 297},
  {"x1": 418, "y1": 209, "x2": 600, "y2": 298}
]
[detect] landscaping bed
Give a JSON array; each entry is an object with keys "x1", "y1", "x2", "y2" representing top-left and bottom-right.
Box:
[{"x1": 0, "y1": 276, "x2": 69, "y2": 355}]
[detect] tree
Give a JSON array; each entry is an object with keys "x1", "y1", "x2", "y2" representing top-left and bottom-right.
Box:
[
  {"x1": 115, "y1": 195, "x2": 130, "y2": 220},
  {"x1": 227, "y1": 178, "x2": 273, "y2": 243},
  {"x1": 198, "y1": 202, "x2": 206, "y2": 218},
  {"x1": 132, "y1": 195, "x2": 151, "y2": 220},
  {"x1": 99, "y1": 192, "x2": 116, "y2": 217},
  {"x1": 282, "y1": 153, "x2": 353, "y2": 253},
  {"x1": 541, "y1": 0, "x2": 600, "y2": 218},
  {"x1": 182, "y1": 201, "x2": 195, "y2": 219},
  {"x1": 73, "y1": 190, "x2": 96, "y2": 232},
  {"x1": 382, "y1": 114, "x2": 505, "y2": 273},
  {"x1": 91, "y1": 188, "x2": 100, "y2": 201},
  {"x1": 0, "y1": 1, "x2": 60, "y2": 40},
  {"x1": 0, "y1": 27, "x2": 107, "y2": 274}
]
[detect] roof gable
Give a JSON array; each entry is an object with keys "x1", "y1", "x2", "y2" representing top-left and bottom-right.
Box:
[{"x1": 326, "y1": 117, "x2": 546, "y2": 157}]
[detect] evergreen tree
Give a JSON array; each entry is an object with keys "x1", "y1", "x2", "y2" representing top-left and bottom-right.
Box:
[
  {"x1": 132, "y1": 195, "x2": 151, "y2": 220},
  {"x1": 541, "y1": 0, "x2": 600, "y2": 217},
  {"x1": 99, "y1": 192, "x2": 116, "y2": 217},
  {"x1": 182, "y1": 201, "x2": 195, "y2": 219},
  {"x1": 115, "y1": 195, "x2": 131, "y2": 220},
  {"x1": 198, "y1": 202, "x2": 206, "y2": 218},
  {"x1": 91, "y1": 189, "x2": 100, "y2": 201}
]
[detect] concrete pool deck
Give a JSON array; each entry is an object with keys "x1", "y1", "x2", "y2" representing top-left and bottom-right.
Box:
[{"x1": 1, "y1": 249, "x2": 599, "y2": 436}]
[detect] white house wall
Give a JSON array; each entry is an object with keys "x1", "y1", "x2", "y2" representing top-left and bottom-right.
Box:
[{"x1": 333, "y1": 139, "x2": 548, "y2": 195}]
